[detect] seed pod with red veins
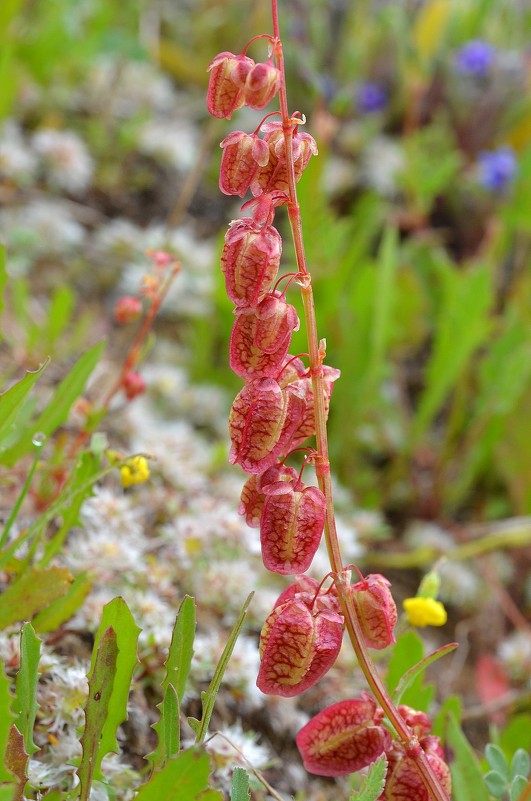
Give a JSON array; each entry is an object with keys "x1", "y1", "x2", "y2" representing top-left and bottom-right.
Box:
[
  {"x1": 244, "y1": 60, "x2": 281, "y2": 109},
  {"x1": 252, "y1": 121, "x2": 318, "y2": 195},
  {"x1": 260, "y1": 476, "x2": 326, "y2": 574},
  {"x1": 348, "y1": 573, "x2": 397, "y2": 650},
  {"x1": 239, "y1": 464, "x2": 298, "y2": 528},
  {"x1": 221, "y1": 220, "x2": 282, "y2": 308},
  {"x1": 219, "y1": 131, "x2": 270, "y2": 197},
  {"x1": 296, "y1": 694, "x2": 392, "y2": 777},
  {"x1": 230, "y1": 293, "x2": 299, "y2": 379},
  {"x1": 207, "y1": 51, "x2": 255, "y2": 119},
  {"x1": 380, "y1": 735, "x2": 451, "y2": 801},
  {"x1": 397, "y1": 705, "x2": 432, "y2": 738},
  {"x1": 257, "y1": 591, "x2": 343, "y2": 696},
  {"x1": 288, "y1": 365, "x2": 341, "y2": 447},
  {"x1": 229, "y1": 379, "x2": 305, "y2": 473}
]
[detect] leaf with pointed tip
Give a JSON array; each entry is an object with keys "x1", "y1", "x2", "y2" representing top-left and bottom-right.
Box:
[
  {"x1": 391, "y1": 642, "x2": 458, "y2": 705},
  {"x1": 32, "y1": 573, "x2": 92, "y2": 632},
  {"x1": 190, "y1": 592, "x2": 253, "y2": 744},
  {"x1": 349, "y1": 753, "x2": 388, "y2": 801},
  {"x1": 231, "y1": 766, "x2": 251, "y2": 801},
  {"x1": 149, "y1": 596, "x2": 195, "y2": 769},
  {"x1": 5, "y1": 725, "x2": 27, "y2": 801},
  {"x1": 78, "y1": 627, "x2": 119, "y2": 801},
  {"x1": 385, "y1": 630, "x2": 434, "y2": 712},
  {"x1": 13, "y1": 623, "x2": 41, "y2": 756},
  {"x1": 1, "y1": 340, "x2": 105, "y2": 466},
  {"x1": 87, "y1": 598, "x2": 140, "y2": 776},
  {"x1": 0, "y1": 567, "x2": 73, "y2": 629},
  {"x1": 135, "y1": 746, "x2": 222, "y2": 801},
  {"x1": 0, "y1": 360, "x2": 48, "y2": 454},
  {"x1": 0, "y1": 662, "x2": 16, "y2": 782}
]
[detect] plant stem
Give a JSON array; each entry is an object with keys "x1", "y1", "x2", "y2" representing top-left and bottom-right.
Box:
[{"x1": 271, "y1": 2, "x2": 450, "y2": 799}]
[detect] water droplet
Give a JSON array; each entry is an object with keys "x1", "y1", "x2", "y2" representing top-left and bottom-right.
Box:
[{"x1": 32, "y1": 432, "x2": 47, "y2": 448}]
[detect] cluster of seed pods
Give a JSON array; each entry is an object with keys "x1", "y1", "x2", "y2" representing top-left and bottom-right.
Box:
[{"x1": 206, "y1": 39, "x2": 451, "y2": 800}]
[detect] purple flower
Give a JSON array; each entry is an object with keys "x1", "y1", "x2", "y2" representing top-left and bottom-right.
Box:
[
  {"x1": 477, "y1": 146, "x2": 517, "y2": 192},
  {"x1": 455, "y1": 40, "x2": 496, "y2": 77},
  {"x1": 356, "y1": 82, "x2": 387, "y2": 114}
]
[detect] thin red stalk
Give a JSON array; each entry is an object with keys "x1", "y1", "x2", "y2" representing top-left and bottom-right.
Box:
[{"x1": 271, "y1": 2, "x2": 450, "y2": 799}]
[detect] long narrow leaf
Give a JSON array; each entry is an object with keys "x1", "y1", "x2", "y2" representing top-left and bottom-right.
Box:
[
  {"x1": 445, "y1": 712, "x2": 490, "y2": 801},
  {"x1": 189, "y1": 592, "x2": 254, "y2": 744},
  {"x1": 149, "y1": 596, "x2": 196, "y2": 769},
  {"x1": 0, "y1": 662, "x2": 16, "y2": 782},
  {"x1": 13, "y1": 623, "x2": 41, "y2": 756},
  {"x1": 0, "y1": 360, "x2": 48, "y2": 453},
  {"x1": 0, "y1": 567, "x2": 72, "y2": 629},
  {"x1": 1, "y1": 340, "x2": 105, "y2": 465},
  {"x1": 392, "y1": 642, "x2": 458, "y2": 705},
  {"x1": 87, "y1": 597, "x2": 140, "y2": 777},
  {"x1": 78, "y1": 626, "x2": 119, "y2": 801}
]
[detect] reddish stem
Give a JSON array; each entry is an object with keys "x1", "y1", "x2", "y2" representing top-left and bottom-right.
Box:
[{"x1": 271, "y1": 2, "x2": 450, "y2": 800}]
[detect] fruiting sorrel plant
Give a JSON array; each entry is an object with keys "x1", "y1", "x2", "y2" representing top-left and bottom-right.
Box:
[{"x1": 207, "y1": 4, "x2": 453, "y2": 800}]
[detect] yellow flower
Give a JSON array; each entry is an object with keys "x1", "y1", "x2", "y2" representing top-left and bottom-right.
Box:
[
  {"x1": 403, "y1": 597, "x2": 447, "y2": 627},
  {"x1": 120, "y1": 456, "x2": 150, "y2": 488}
]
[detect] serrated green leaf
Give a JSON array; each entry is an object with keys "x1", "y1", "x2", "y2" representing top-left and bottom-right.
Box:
[
  {"x1": 510, "y1": 749, "x2": 530, "y2": 781},
  {"x1": 32, "y1": 573, "x2": 92, "y2": 632},
  {"x1": 392, "y1": 642, "x2": 457, "y2": 705},
  {"x1": 486, "y1": 744, "x2": 508, "y2": 778},
  {"x1": 194, "y1": 592, "x2": 253, "y2": 744},
  {"x1": 510, "y1": 775, "x2": 529, "y2": 801},
  {"x1": 484, "y1": 769, "x2": 508, "y2": 797},
  {"x1": 1, "y1": 340, "x2": 105, "y2": 465},
  {"x1": 88, "y1": 597, "x2": 140, "y2": 776},
  {"x1": 446, "y1": 712, "x2": 490, "y2": 801},
  {"x1": 135, "y1": 747, "x2": 222, "y2": 801},
  {"x1": 0, "y1": 661, "x2": 16, "y2": 782},
  {"x1": 78, "y1": 626, "x2": 119, "y2": 801},
  {"x1": 231, "y1": 766, "x2": 251, "y2": 801},
  {"x1": 13, "y1": 623, "x2": 41, "y2": 756},
  {"x1": 350, "y1": 754, "x2": 388, "y2": 801},
  {"x1": 0, "y1": 566, "x2": 73, "y2": 629},
  {"x1": 0, "y1": 360, "x2": 48, "y2": 453},
  {"x1": 164, "y1": 595, "x2": 196, "y2": 703}
]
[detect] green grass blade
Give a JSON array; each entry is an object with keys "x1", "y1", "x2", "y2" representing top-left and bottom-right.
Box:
[
  {"x1": 1, "y1": 340, "x2": 105, "y2": 466},
  {"x1": 412, "y1": 266, "x2": 492, "y2": 443},
  {"x1": 88, "y1": 597, "x2": 140, "y2": 777},
  {"x1": 0, "y1": 566, "x2": 73, "y2": 629},
  {"x1": 349, "y1": 753, "x2": 388, "y2": 801},
  {"x1": 135, "y1": 747, "x2": 222, "y2": 801},
  {"x1": 0, "y1": 661, "x2": 16, "y2": 782},
  {"x1": 44, "y1": 284, "x2": 75, "y2": 352},
  {"x1": 78, "y1": 626, "x2": 119, "y2": 801},
  {"x1": 13, "y1": 623, "x2": 41, "y2": 757},
  {"x1": 231, "y1": 767, "x2": 251, "y2": 801},
  {"x1": 0, "y1": 360, "x2": 48, "y2": 453},
  {"x1": 189, "y1": 592, "x2": 253, "y2": 744}
]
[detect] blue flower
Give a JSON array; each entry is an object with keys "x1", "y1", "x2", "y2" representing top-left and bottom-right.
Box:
[
  {"x1": 356, "y1": 82, "x2": 387, "y2": 114},
  {"x1": 455, "y1": 40, "x2": 496, "y2": 77},
  {"x1": 477, "y1": 147, "x2": 517, "y2": 192}
]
